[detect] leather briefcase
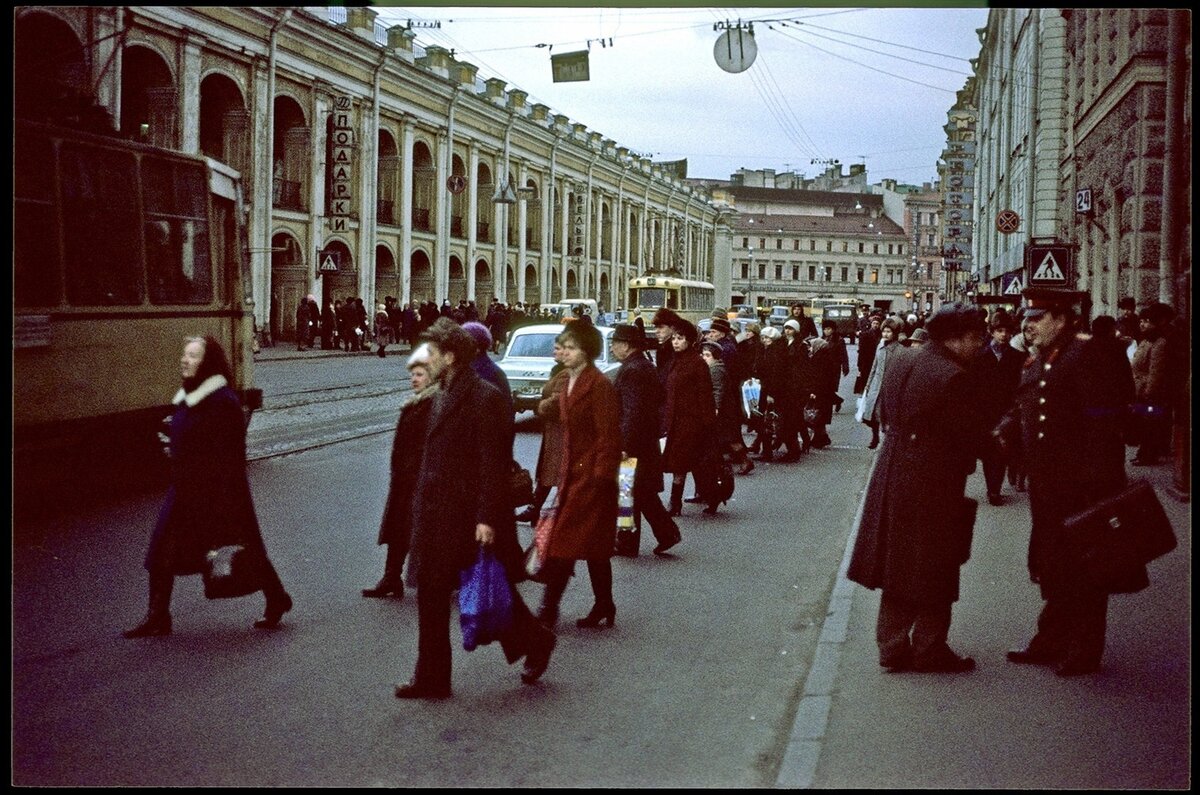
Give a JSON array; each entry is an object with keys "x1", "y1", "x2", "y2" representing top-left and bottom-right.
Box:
[{"x1": 1062, "y1": 480, "x2": 1177, "y2": 593}]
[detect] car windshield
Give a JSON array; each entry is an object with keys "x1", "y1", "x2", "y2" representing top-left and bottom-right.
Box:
[{"x1": 508, "y1": 333, "x2": 558, "y2": 358}]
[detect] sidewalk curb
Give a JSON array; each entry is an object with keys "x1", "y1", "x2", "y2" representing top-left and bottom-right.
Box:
[{"x1": 774, "y1": 451, "x2": 877, "y2": 789}]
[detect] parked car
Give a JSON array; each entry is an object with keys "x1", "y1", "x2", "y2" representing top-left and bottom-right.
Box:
[
  {"x1": 497, "y1": 323, "x2": 619, "y2": 413},
  {"x1": 767, "y1": 306, "x2": 791, "y2": 328}
]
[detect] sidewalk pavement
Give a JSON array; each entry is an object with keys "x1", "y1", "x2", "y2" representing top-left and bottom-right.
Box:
[{"x1": 778, "y1": 458, "x2": 1190, "y2": 789}]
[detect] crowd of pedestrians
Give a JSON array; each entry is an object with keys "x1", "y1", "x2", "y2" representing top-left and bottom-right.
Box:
[{"x1": 125, "y1": 287, "x2": 1186, "y2": 699}]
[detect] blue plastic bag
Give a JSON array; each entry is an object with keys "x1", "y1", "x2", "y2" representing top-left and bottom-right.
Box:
[{"x1": 459, "y1": 547, "x2": 514, "y2": 651}]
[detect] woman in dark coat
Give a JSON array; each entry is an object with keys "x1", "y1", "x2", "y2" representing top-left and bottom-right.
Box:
[
  {"x1": 537, "y1": 322, "x2": 623, "y2": 630},
  {"x1": 754, "y1": 326, "x2": 785, "y2": 460},
  {"x1": 124, "y1": 336, "x2": 292, "y2": 638},
  {"x1": 662, "y1": 319, "x2": 716, "y2": 516},
  {"x1": 699, "y1": 340, "x2": 745, "y2": 512},
  {"x1": 806, "y1": 336, "x2": 840, "y2": 448},
  {"x1": 363, "y1": 343, "x2": 438, "y2": 598}
]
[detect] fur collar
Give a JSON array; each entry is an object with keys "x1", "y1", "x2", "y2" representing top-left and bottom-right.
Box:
[
  {"x1": 172, "y1": 374, "x2": 228, "y2": 407},
  {"x1": 404, "y1": 383, "x2": 440, "y2": 408}
]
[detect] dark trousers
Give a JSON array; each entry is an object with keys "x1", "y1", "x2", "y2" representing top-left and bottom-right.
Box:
[
  {"x1": 981, "y1": 437, "x2": 1009, "y2": 496},
  {"x1": 876, "y1": 592, "x2": 954, "y2": 667},
  {"x1": 1026, "y1": 586, "x2": 1109, "y2": 666},
  {"x1": 633, "y1": 477, "x2": 678, "y2": 545},
  {"x1": 413, "y1": 565, "x2": 546, "y2": 690}
]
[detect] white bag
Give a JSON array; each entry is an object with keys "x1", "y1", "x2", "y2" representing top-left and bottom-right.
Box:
[{"x1": 854, "y1": 396, "x2": 865, "y2": 424}]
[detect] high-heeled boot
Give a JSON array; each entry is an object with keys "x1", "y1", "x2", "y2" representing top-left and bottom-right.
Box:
[
  {"x1": 668, "y1": 481, "x2": 685, "y2": 517},
  {"x1": 123, "y1": 570, "x2": 174, "y2": 638},
  {"x1": 577, "y1": 559, "x2": 616, "y2": 628}
]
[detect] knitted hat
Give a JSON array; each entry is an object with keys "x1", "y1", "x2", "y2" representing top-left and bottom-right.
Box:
[
  {"x1": 783, "y1": 319, "x2": 802, "y2": 333},
  {"x1": 461, "y1": 321, "x2": 492, "y2": 351}
]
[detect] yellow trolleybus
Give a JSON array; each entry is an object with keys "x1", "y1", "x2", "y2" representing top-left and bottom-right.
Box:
[{"x1": 626, "y1": 275, "x2": 717, "y2": 329}]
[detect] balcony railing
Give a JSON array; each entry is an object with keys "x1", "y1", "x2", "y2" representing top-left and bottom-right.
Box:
[
  {"x1": 273, "y1": 179, "x2": 303, "y2": 211},
  {"x1": 412, "y1": 207, "x2": 432, "y2": 232}
]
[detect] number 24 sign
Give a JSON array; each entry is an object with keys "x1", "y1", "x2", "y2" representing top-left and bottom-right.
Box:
[{"x1": 1075, "y1": 188, "x2": 1093, "y2": 214}]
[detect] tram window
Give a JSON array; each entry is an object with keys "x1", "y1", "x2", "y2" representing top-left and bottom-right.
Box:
[
  {"x1": 639, "y1": 288, "x2": 665, "y2": 307},
  {"x1": 144, "y1": 159, "x2": 212, "y2": 304},
  {"x1": 60, "y1": 143, "x2": 143, "y2": 306},
  {"x1": 14, "y1": 130, "x2": 59, "y2": 307}
]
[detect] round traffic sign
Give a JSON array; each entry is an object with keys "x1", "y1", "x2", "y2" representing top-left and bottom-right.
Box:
[
  {"x1": 995, "y1": 209, "x2": 1021, "y2": 234},
  {"x1": 447, "y1": 175, "x2": 466, "y2": 195},
  {"x1": 713, "y1": 28, "x2": 757, "y2": 74}
]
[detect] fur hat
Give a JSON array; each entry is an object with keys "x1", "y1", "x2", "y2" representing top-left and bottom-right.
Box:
[
  {"x1": 709, "y1": 317, "x2": 732, "y2": 336},
  {"x1": 670, "y1": 318, "x2": 699, "y2": 345},
  {"x1": 652, "y1": 307, "x2": 683, "y2": 328},
  {"x1": 407, "y1": 342, "x2": 432, "y2": 369}
]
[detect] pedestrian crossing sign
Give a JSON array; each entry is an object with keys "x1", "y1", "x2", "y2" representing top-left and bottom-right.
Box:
[
  {"x1": 1002, "y1": 272, "x2": 1024, "y2": 295},
  {"x1": 1025, "y1": 244, "x2": 1071, "y2": 286},
  {"x1": 319, "y1": 253, "x2": 339, "y2": 273}
]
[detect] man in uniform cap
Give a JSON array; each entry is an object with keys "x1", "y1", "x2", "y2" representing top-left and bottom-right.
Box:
[
  {"x1": 847, "y1": 303, "x2": 987, "y2": 673},
  {"x1": 995, "y1": 287, "x2": 1137, "y2": 676}
]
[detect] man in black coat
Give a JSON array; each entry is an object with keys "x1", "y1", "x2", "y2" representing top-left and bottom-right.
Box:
[
  {"x1": 611, "y1": 324, "x2": 681, "y2": 557},
  {"x1": 997, "y1": 289, "x2": 1137, "y2": 677},
  {"x1": 395, "y1": 319, "x2": 556, "y2": 699},
  {"x1": 847, "y1": 304, "x2": 987, "y2": 674},
  {"x1": 971, "y1": 311, "x2": 1026, "y2": 504}
]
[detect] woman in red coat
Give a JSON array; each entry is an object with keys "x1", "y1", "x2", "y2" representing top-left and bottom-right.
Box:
[
  {"x1": 662, "y1": 318, "x2": 717, "y2": 516},
  {"x1": 537, "y1": 321, "x2": 623, "y2": 629}
]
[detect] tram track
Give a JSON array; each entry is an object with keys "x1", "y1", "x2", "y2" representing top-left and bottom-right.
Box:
[{"x1": 246, "y1": 386, "x2": 410, "y2": 461}]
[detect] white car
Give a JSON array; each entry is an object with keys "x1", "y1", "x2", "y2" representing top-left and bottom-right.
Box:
[{"x1": 498, "y1": 323, "x2": 619, "y2": 413}]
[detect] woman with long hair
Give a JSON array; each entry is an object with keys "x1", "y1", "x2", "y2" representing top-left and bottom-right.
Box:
[
  {"x1": 124, "y1": 336, "x2": 292, "y2": 637},
  {"x1": 536, "y1": 321, "x2": 623, "y2": 629}
]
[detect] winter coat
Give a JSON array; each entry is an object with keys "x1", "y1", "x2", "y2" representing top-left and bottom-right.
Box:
[
  {"x1": 998, "y1": 331, "x2": 1137, "y2": 596},
  {"x1": 970, "y1": 341, "x2": 1026, "y2": 431},
  {"x1": 144, "y1": 376, "x2": 266, "y2": 575},
  {"x1": 859, "y1": 338, "x2": 899, "y2": 424},
  {"x1": 534, "y1": 369, "x2": 568, "y2": 488},
  {"x1": 378, "y1": 385, "x2": 438, "y2": 546},
  {"x1": 1132, "y1": 333, "x2": 1170, "y2": 405},
  {"x1": 614, "y1": 352, "x2": 665, "y2": 493},
  {"x1": 847, "y1": 344, "x2": 984, "y2": 606},
  {"x1": 409, "y1": 368, "x2": 518, "y2": 587},
  {"x1": 707, "y1": 359, "x2": 742, "y2": 449},
  {"x1": 662, "y1": 347, "x2": 716, "y2": 474},
  {"x1": 545, "y1": 365, "x2": 621, "y2": 560},
  {"x1": 808, "y1": 342, "x2": 841, "y2": 427},
  {"x1": 758, "y1": 342, "x2": 787, "y2": 407}
]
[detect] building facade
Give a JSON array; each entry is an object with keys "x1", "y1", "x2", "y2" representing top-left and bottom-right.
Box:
[
  {"x1": 14, "y1": 6, "x2": 728, "y2": 343},
  {"x1": 969, "y1": 8, "x2": 1191, "y2": 318}
]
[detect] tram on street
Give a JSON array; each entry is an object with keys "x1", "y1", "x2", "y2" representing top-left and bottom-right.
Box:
[
  {"x1": 13, "y1": 119, "x2": 262, "y2": 515},
  {"x1": 627, "y1": 275, "x2": 717, "y2": 329}
]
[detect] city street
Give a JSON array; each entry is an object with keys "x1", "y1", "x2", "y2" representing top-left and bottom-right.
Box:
[{"x1": 11, "y1": 347, "x2": 1190, "y2": 788}]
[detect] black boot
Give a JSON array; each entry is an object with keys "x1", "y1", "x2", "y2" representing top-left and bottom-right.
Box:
[
  {"x1": 669, "y1": 482, "x2": 685, "y2": 517},
  {"x1": 754, "y1": 432, "x2": 774, "y2": 461},
  {"x1": 123, "y1": 570, "x2": 173, "y2": 638}
]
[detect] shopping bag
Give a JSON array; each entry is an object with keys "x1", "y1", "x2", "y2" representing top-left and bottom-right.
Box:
[
  {"x1": 522, "y1": 506, "x2": 555, "y2": 582},
  {"x1": 615, "y1": 457, "x2": 639, "y2": 557},
  {"x1": 741, "y1": 378, "x2": 761, "y2": 418},
  {"x1": 458, "y1": 547, "x2": 513, "y2": 651}
]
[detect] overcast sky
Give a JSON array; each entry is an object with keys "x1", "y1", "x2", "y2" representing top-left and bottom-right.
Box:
[{"x1": 372, "y1": 5, "x2": 990, "y2": 185}]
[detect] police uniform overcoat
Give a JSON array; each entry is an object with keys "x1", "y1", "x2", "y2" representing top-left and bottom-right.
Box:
[
  {"x1": 1003, "y1": 332, "x2": 1138, "y2": 595},
  {"x1": 847, "y1": 344, "x2": 983, "y2": 606}
]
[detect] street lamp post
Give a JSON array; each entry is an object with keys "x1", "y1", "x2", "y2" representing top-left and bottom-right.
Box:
[{"x1": 748, "y1": 245, "x2": 754, "y2": 313}]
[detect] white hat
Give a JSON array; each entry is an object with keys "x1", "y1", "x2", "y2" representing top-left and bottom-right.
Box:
[
  {"x1": 783, "y1": 319, "x2": 802, "y2": 333},
  {"x1": 406, "y1": 342, "x2": 432, "y2": 369},
  {"x1": 760, "y1": 326, "x2": 782, "y2": 340}
]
